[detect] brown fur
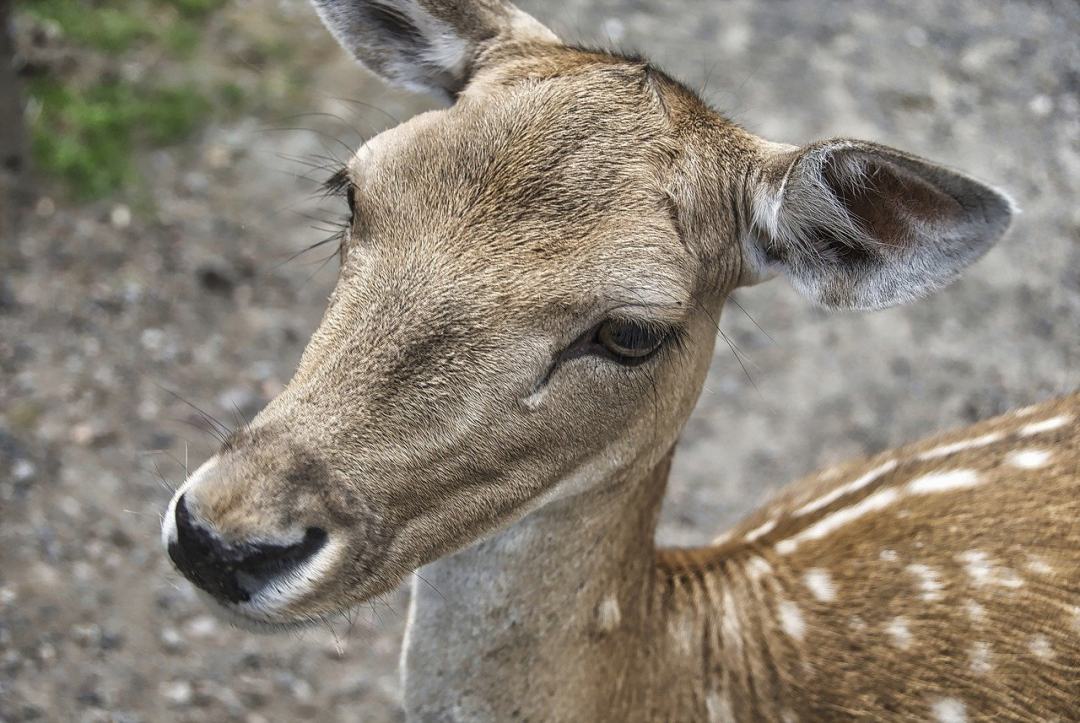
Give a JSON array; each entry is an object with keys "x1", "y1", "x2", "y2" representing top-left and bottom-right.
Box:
[{"x1": 161, "y1": 3, "x2": 1064, "y2": 721}]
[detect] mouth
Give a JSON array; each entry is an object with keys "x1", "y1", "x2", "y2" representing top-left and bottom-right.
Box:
[{"x1": 176, "y1": 534, "x2": 348, "y2": 632}]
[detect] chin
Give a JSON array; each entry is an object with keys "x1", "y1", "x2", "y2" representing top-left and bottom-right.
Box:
[{"x1": 191, "y1": 589, "x2": 320, "y2": 633}]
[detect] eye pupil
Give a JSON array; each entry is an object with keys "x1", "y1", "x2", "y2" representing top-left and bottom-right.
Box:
[{"x1": 597, "y1": 319, "x2": 666, "y2": 360}]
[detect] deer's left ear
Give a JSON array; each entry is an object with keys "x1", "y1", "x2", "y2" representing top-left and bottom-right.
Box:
[
  {"x1": 311, "y1": 0, "x2": 557, "y2": 101},
  {"x1": 742, "y1": 139, "x2": 1014, "y2": 310}
]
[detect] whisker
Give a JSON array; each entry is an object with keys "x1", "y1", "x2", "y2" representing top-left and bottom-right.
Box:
[
  {"x1": 727, "y1": 295, "x2": 774, "y2": 344},
  {"x1": 412, "y1": 572, "x2": 447, "y2": 602}
]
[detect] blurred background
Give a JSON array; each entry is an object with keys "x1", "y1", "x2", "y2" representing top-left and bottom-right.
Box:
[{"x1": 0, "y1": 0, "x2": 1076, "y2": 720}]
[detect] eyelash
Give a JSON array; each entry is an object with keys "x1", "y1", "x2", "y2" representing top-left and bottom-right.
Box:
[
  {"x1": 313, "y1": 168, "x2": 359, "y2": 267},
  {"x1": 323, "y1": 168, "x2": 357, "y2": 216}
]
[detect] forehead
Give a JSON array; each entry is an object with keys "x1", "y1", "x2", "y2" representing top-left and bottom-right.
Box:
[{"x1": 343, "y1": 57, "x2": 694, "y2": 312}]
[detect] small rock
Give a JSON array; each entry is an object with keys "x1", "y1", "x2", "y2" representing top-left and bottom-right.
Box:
[
  {"x1": 110, "y1": 204, "x2": 132, "y2": 228},
  {"x1": 205, "y1": 144, "x2": 232, "y2": 169},
  {"x1": 185, "y1": 615, "x2": 218, "y2": 638},
  {"x1": 71, "y1": 623, "x2": 102, "y2": 648},
  {"x1": 35, "y1": 196, "x2": 56, "y2": 217},
  {"x1": 197, "y1": 264, "x2": 235, "y2": 295},
  {"x1": 161, "y1": 680, "x2": 194, "y2": 707},
  {"x1": 291, "y1": 678, "x2": 314, "y2": 703},
  {"x1": 100, "y1": 630, "x2": 124, "y2": 651},
  {"x1": 70, "y1": 421, "x2": 116, "y2": 448},
  {"x1": 160, "y1": 626, "x2": 185, "y2": 653},
  {"x1": 1028, "y1": 94, "x2": 1053, "y2": 117},
  {"x1": 140, "y1": 328, "x2": 166, "y2": 353},
  {"x1": 12, "y1": 459, "x2": 35, "y2": 481}
]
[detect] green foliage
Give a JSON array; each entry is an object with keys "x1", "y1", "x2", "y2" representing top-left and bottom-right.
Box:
[
  {"x1": 23, "y1": 1, "x2": 153, "y2": 53},
  {"x1": 30, "y1": 79, "x2": 212, "y2": 199},
  {"x1": 23, "y1": 0, "x2": 227, "y2": 54},
  {"x1": 20, "y1": 0, "x2": 235, "y2": 199}
]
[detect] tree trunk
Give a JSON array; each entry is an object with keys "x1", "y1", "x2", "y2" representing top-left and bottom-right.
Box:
[{"x1": 0, "y1": 0, "x2": 29, "y2": 240}]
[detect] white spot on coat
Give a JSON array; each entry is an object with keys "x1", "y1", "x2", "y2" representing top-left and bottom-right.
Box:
[
  {"x1": 712, "y1": 530, "x2": 734, "y2": 546},
  {"x1": 794, "y1": 459, "x2": 898, "y2": 516},
  {"x1": 886, "y1": 616, "x2": 912, "y2": 649},
  {"x1": 721, "y1": 590, "x2": 742, "y2": 654},
  {"x1": 1030, "y1": 634, "x2": 1053, "y2": 659},
  {"x1": 970, "y1": 641, "x2": 992, "y2": 674},
  {"x1": 1005, "y1": 448, "x2": 1052, "y2": 470},
  {"x1": 1019, "y1": 415, "x2": 1071, "y2": 436},
  {"x1": 803, "y1": 569, "x2": 836, "y2": 602},
  {"x1": 931, "y1": 697, "x2": 967, "y2": 723},
  {"x1": 596, "y1": 595, "x2": 621, "y2": 632},
  {"x1": 907, "y1": 469, "x2": 981, "y2": 495},
  {"x1": 705, "y1": 691, "x2": 736, "y2": 723},
  {"x1": 958, "y1": 550, "x2": 1023, "y2": 589},
  {"x1": 669, "y1": 613, "x2": 696, "y2": 656},
  {"x1": 745, "y1": 556, "x2": 773, "y2": 581},
  {"x1": 778, "y1": 487, "x2": 900, "y2": 555},
  {"x1": 1024, "y1": 555, "x2": 1053, "y2": 575},
  {"x1": 906, "y1": 564, "x2": 944, "y2": 602},
  {"x1": 965, "y1": 600, "x2": 987, "y2": 623},
  {"x1": 959, "y1": 550, "x2": 994, "y2": 585},
  {"x1": 917, "y1": 433, "x2": 1003, "y2": 461},
  {"x1": 778, "y1": 599, "x2": 806, "y2": 641},
  {"x1": 744, "y1": 518, "x2": 777, "y2": 543}
]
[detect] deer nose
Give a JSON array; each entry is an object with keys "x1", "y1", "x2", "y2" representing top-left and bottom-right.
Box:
[{"x1": 167, "y1": 493, "x2": 328, "y2": 604}]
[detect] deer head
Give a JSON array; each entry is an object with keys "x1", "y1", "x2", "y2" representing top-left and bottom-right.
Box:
[{"x1": 161, "y1": 0, "x2": 1012, "y2": 630}]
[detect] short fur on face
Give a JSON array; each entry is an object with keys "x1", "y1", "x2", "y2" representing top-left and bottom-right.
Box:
[{"x1": 163, "y1": 0, "x2": 1011, "y2": 627}]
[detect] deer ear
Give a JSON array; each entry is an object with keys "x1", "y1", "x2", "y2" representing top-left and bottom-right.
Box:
[
  {"x1": 743, "y1": 139, "x2": 1014, "y2": 310},
  {"x1": 311, "y1": 0, "x2": 557, "y2": 101}
]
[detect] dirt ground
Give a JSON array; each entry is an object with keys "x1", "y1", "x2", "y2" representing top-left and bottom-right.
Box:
[{"x1": 1, "y1": 1, "x2": 1077, "y2": 721}]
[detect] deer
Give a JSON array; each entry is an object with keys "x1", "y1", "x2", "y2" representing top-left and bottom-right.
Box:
[{"x1": 160, "y1": 1, "x2": 1079, "y2": 720}]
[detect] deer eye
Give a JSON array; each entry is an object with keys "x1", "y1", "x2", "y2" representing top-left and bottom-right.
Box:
[{"x1": 595, "y1": 319, "x2": 668, "y2": 361}]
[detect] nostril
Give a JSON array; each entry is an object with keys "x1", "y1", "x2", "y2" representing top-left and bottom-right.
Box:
[
  {"x1": 233, "y1": 527, "x2": 328, "y2": 594},
  {"x1": 167, "y1": 494, "x2": 328, "y2": 605}
]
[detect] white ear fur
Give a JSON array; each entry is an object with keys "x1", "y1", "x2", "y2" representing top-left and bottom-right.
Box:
[{"x1": 745, "y1": 138, "x2": 1014, "y2": 310}]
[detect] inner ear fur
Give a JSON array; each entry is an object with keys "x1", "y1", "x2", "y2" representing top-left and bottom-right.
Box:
[{"x1": 747, "y1": 139, "x2": 1014, "y2": 310}]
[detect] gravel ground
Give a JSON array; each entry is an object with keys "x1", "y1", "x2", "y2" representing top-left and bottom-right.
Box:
[{"x1": 1, "y1": 1, "x2": 1077, "y2": 721}]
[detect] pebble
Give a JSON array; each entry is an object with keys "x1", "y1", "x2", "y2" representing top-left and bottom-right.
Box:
[
  {"x1": 160, "y1": 626, "x2": 185, "y2": 653},
  {"x1": 70, "y1": 421, "x2": 116, "y2": 448},
  {"x1": 161, "y1": 679, "x2": 194, "y2": 707},
  {"x1": 110, "y1": 204, "x2": 132, "y2": 229},
  {"x1": 12, "y1": 459, "x2": 36, "y2": 481},
  {"x1": 35, "y1": 196, "x2": 56, "y2": 217},
  {"x1": 185, "y1": 615, "x2": 218, "y2": 638},
  {"x1": 1028, "y1": 94, "x2": 1053, "y2": 117}
]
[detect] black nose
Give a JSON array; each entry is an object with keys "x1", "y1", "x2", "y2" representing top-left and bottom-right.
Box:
[{"x1": 168, "y1": 493, "x2": 328, "y2": 604}]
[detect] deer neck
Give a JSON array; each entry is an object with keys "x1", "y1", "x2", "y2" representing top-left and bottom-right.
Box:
[{"x1": 401, "y1": 451, "x2": 674, "y2": 722}]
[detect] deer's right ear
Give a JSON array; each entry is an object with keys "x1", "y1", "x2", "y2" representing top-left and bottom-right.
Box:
[{"x1": 311, "y1": 0, "x2": 557, "y2": 101}]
